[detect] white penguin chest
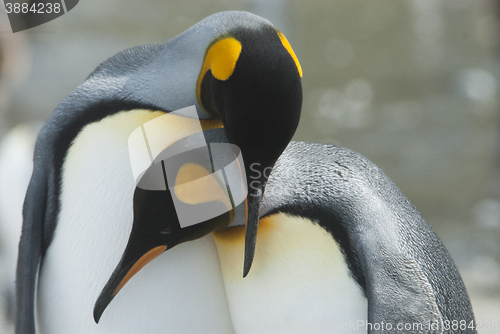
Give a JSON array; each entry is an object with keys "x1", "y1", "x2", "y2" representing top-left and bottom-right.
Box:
[{"x1": 213, "y1": 212, "x2": 368, "y2": 334}]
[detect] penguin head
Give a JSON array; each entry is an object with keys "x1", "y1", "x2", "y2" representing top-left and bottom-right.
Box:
[
  {"x1": 93, "y1": 11, "x2": 302, "y2": 323},
  {"x1": 198, "y1": 24, "x2": 303, "y2": 171}
]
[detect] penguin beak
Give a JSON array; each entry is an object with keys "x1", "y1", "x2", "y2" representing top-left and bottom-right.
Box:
[
  {"x1": 94, "y1": 182, "x2": 234, "y2": 323},
  {"x1": 243, "y1": 177, "x2": 263, "y2": 277},
  {"x1": 93, "y1": 187, "x2": 172, "y2": 324},
  {"x1": 93, "y1": 241, "x2": 167, "y2": 324}
]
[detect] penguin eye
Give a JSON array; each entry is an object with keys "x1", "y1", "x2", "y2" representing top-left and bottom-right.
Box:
[
  {"x1": 277, "y1": 31, "x2": 303, "y2": 78},
  {"x1": 160, "y1": 227, "x2": 172, "y2": 235}
]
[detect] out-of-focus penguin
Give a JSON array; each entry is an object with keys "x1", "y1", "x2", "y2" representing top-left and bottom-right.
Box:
[{"x1": 0, "y1": 124, "x2": 38, "y2": 321}]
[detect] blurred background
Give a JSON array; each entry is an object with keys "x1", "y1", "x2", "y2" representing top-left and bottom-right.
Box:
[{"x1": 0, "y1": 0, "x2": 499, "y2": 333}]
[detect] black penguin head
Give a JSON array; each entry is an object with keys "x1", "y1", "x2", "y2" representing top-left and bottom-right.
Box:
[
  {"x1": 94, "y1": 12, "x2": 302, "y2": 323},
  {"x1": 198, "y1": 25, "x2": 303, "y2": 169}
]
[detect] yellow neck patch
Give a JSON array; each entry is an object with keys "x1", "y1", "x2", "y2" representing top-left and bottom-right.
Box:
[
  {"x1": 277, "y1": 31, "x2": 303, "y2": 78},
  {"x1": 197, "y1": 37, "x2": 242, "y2": 106}
]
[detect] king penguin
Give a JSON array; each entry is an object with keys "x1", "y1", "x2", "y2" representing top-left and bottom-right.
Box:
[
  {"x1": 16, "y1": 10, "x2": 476, "y2": 334},
  {"x1": 16, "y1": 11, "x2": 302, "y2": 334}
]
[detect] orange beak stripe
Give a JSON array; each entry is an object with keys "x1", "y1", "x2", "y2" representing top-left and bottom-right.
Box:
[{"x1": 113, "y1": 245, "x2": 168, "y2": 296}]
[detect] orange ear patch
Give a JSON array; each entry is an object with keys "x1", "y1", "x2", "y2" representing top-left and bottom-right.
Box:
[{"x1": 197, "y1": 37, "x2": 242, "y2": 105}]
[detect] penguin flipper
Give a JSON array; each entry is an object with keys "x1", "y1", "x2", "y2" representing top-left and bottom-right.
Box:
[
  {"x1": 364, "y1": 248, "x2": 444, "y2": 333},
  {"x1": 15, "y1": 164, "x2": 47, "y2": 334}
]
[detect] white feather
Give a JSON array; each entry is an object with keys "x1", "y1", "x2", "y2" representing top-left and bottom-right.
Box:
[{"x1": 213, "y1": 213, "x2": 368, "y2": 334}]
